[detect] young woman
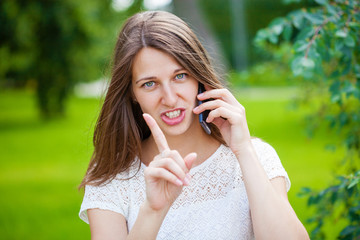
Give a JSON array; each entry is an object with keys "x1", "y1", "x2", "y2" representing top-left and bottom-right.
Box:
[{"x1": 79, "y1": 10, "x2": 309, "y2": 240}]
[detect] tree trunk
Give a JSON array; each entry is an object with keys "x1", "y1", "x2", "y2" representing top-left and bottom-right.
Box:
[{"x1": 172, "y1": 0, "x2": 229, "y2": 80}]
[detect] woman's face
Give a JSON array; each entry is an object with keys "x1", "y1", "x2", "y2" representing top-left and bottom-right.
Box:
[{"x1": 132, "y1": 47, "x2": 199, "y2": 137}]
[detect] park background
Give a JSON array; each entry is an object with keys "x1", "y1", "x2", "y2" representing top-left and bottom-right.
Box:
[{"x1": 1, "y1": 0, "x2": 359, "y2": 239}]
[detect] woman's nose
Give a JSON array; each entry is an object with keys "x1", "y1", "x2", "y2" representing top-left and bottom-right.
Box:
[{"x1": 161, "y1": 84, "x2": 178, "y2": 107}]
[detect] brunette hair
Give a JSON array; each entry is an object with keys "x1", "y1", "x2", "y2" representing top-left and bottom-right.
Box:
[{"x1": 80, "y1": 11, "x2": 226, "y2": 188}]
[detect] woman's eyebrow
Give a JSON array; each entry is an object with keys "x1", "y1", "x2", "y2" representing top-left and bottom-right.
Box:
[
  {"x1": 135, "y1": 76, "x2": 156, "y2": 84},
  {"x1": 174, "y1": 68, "x2": 186, "y2": 73}
]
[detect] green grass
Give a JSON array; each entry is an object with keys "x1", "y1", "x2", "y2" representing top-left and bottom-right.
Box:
[
  {"x1": 0, "y1": 90, "x2": 97, "y2": 239},
  {"x1": 0, "y1": 88, "x2": 345, "y2": 239}
]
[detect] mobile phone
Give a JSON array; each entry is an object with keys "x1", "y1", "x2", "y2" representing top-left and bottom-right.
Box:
[{"x1": 198, "y1": 83, "x2": 211, "y2": 135}]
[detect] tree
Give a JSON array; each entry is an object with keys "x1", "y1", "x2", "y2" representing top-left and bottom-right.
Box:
[
  {"x1": 199, "y1": 0, "x2": 308, "y2": 68},
  {"x1": 172, "y1": 0, "x2": 229, "y2": 78},
  {"x1": 0, "y1": 0, "x2": 116, "y2": 118},
  {"x1": 255, "y1": 0, "x2": 360, "y2": 238}
]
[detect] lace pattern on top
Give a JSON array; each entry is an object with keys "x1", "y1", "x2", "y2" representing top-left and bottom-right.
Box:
[{"x1": 79, "y1": 138, "x2": 290, "y2": 239}]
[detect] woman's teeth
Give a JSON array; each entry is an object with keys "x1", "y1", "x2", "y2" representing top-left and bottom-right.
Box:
[{"x1": 165, "y1": 110, "x2": 181, "y2": 119}]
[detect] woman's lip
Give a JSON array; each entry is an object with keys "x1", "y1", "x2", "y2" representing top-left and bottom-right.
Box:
[
  {"x1": 161, "y1": 108, "x2": 186, "y2": 126},
  {"x1": 161, "y1": 108, "x2": 185, "y2": 114}
]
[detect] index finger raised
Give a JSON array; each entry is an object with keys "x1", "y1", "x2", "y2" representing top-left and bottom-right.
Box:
[{"x1": 142, "y1": 113, "x2": 169, "y2": 153}]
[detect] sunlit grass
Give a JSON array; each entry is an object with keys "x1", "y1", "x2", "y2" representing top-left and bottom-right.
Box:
[
  {"x1": 0, "y1": 90, "x2": 96, "y2": 239},
  {"x1": 0, "y1": 88, "x2": 344, "y2": 239}
]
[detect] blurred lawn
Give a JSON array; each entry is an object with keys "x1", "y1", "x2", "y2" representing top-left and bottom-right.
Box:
[{"x1": 0, "y1": 88, "x2": 344, "y2": 239}]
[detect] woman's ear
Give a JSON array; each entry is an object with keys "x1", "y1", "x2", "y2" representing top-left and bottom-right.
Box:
[
  {"x1": 130, "y1": 89, "x2": 138, "y2": 104},
  {"x1": 132, "y1": 97, "x2": 138, "y2": 105},
  {"x1": 204, "y1": 83, "x2": 214, "y2": 91}
]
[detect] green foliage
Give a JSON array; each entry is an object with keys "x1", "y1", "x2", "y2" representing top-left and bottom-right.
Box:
[
  {"x1": 0, "y1": 0, "x2": 118, "y2": 118},
  {"x1": 255, "y1": 0, "x2": 360, "y2": 238},
  {"x1": 199, "y1": 0, "x2": 307, "y2": 67},
  {"x1": 299, "y1": 170, "x2": 360, "y2": 239}
]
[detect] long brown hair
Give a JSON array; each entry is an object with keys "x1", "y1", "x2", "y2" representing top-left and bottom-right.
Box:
[{"x1": 80, "y1": 11, "x2": 226, "y2": 188}]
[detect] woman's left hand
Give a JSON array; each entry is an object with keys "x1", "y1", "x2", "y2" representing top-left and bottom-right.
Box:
[{"x1": 193, "y1": 88, "x2": 251, "y2": 156}]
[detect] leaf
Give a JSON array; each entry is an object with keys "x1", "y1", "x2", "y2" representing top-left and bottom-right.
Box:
[
  {"x1": 325, "y1": 144, "x2": 336, "y2": 152},
  {"x1": 304, "y1": 12, "x2": 324, "y2": 25},
  {"x1": 354, "y1": 89, "x2": 360, "y2": 99},
  {"x1": 301, "y1": 57, "x2": 315, "y2": 68},
  {"x1": 298, "y1": 187, "x2": 312, "y2": 197},
  {"x1": 317, "y1": 38, "x2": 331, "y2": 62},
  {"x1": 344, "y1": 35, "x2": 355, "y2": 47},
  {"x1": 339, "y1": 226, "x2": 357, "y2": 237},
  {"x1": 254, "y1": 29, "x2": 269, "y2": 43},
  {"x1": 339, "y1": 112, "x2": 348, "y2": 127},
  {"x1": 282, "y1": 24, "x2": 293, "y2": 41},
  {"x1": 330, "y1": 191, "x2": 338, "y2": 204},
  {"x1": 335, "y1": 30, "x2": 347, "y2": 38},
  {"x1": 291, "y1": 10, "x2": 305, "y2": 29},
  {"x1": 314, "y1": 0, "x2": 328, "y2": 5},
  {"x1": 351, "y1": 112, "x2": 360, "y2": 122},
  {"x1": 335, "y1": 39, "x2": 344, "y2": 51},
  {"x1": 343, "y1": 80, "x2": 355, "y2": 95},
  {"x1": 349, "y1": 204, "x2": 360, "y2": 213},
  {"x1": 272, "y1": 24, "x2": 283, "y2": 35},
  {"x1": 326, "y1": 4, "x2": 339, "y2": 15},
  {"x1": 291, "y1": 56, "x2": 304, "y2": 76},
  {"x1": 341, "y1": 58, "x2": 352, "y2": 76},
  {"x1": 282, "y1": 0, "x2": 302, "y2": 3},
  {"x1": 311, "y1": 226, "x2": 322, "y2": 238},
  {"x1": 269, "y1": 17, "x2": 286, "y2": 28},
  {"x1": 355, "y1": 64, "x2": 360, "y2": 75},
  {"x1": 307, "y1": 47, "x2": 321, "y2": 60},
  {"x1": 331, "y1": 94, "x2": 341, "y2": 103},
  {"x1": 296, "y1": 26, "x2": 315, "y2": 41},
  {"x1": 269, "y1": 33, "x2": 278, "y2": 44},
  {"x1": 348, "y1": 22, "x2": 360, "y2": 28},
  {"x1": 266, "y1": 18, "x2": 286, "y2": 41},
  {"x1": 293, "y1": 40, "x2": 308, "y2": 52},
  {"x1": 326, "y1": 115, "x2": 336, "y2": 128},
  {"x1": 348, "y1": 178, "x2": 359, "y2": 189},
  {"x1": 308, "y1": 195, "x2": 320, "y2": 205}
]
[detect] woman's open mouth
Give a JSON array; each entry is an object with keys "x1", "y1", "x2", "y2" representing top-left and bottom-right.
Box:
[{"x1": 161, "y1": 108, "x2": 186, "y2": 125}]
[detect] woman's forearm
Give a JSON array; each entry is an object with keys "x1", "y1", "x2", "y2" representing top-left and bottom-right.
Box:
[
  {"x1": 127, "y1": 201, "x2": 170, "y2": 240},
  {"x1": 235, "y1": 143, "x2": 309, "y2": 240}
]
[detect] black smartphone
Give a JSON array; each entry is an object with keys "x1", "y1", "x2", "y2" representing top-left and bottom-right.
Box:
[{"x1": 198, "y1": 83, "x2": 211, "y2": 135}]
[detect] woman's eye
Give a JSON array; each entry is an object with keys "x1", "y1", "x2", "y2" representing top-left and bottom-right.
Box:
[
  {"x1": 175, "y1": 73, "x2": 187, "y2": 80},
  {"x1": 143, "y1": 81, "x2": 155, "y2": 89}
]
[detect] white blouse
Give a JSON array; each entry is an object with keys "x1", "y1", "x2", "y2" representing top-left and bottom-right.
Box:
[{"x1": 79, "y1": 138, "x2": 290, "y2": 239}]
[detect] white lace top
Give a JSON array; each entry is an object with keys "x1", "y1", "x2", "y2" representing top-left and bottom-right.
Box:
[{"x1": 79, "y1": 138, "x2": 290, "y2": 239}]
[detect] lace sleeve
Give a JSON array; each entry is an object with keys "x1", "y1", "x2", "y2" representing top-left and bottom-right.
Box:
[
  {"x1": 79, "y1": 179, "x2": 127, "y2": 224},
  {"x1": 253, "y1": 138, "x2": 291, "y2": 191}
]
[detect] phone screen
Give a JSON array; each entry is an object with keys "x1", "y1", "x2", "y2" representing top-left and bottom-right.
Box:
[{"x1": 198, "y1": 83, "x2": 211, "y2": 134}]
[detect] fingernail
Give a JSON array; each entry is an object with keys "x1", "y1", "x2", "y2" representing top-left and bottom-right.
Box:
[
  {"x1": 175, "y1": 179, "x2": 183, "y2": 186},
  {"x1": 184, "y1": 173, "x2": 192, "y2": 186},
  {"x1": 193, "y1": 106, "x2": 198, "y2": 111},
  {"x1": 183, "y1": 176, "x2": 190, "y2": 186},
  {"x1": 198, "y1": 93, "x2": 204, "y2": 97}
]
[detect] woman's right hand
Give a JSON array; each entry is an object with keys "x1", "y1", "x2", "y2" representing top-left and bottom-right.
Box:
[{"x1": 142, "y1": 113, "x2": 196, "y2": 212}]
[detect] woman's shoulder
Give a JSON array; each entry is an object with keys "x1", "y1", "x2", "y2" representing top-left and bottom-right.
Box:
[
  {"x1": 250, "y1": 137, "x2": 291, "y2": 189},
  {"x1": 218, "y1": 137, "x2": 277, "y2": 157},
  {"x1": 89, "y1": 158, "x2": 143, "y2": 188},
  {"x1": 114, "y1": 157, "x2": 143, "y2": 181},
  {"x1": 250, "y1": 137, "x2": 277, "y2": 154}
]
